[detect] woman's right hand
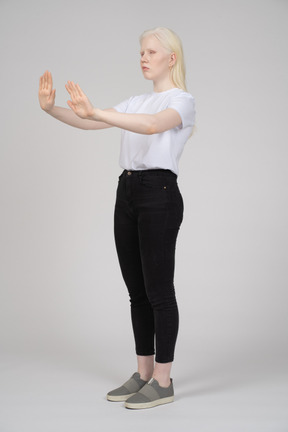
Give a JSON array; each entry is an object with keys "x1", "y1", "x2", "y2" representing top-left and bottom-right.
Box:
[{"x1": 38, "y1": 70, "x2": 56, "y2": 112}]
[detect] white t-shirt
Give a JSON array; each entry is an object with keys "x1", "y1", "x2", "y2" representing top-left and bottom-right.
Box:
[{"x1": 113, "y1": 88, "x2": 196, "y2": 175}]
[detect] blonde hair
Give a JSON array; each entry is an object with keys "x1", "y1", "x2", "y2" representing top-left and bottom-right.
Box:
[
  {"x1": 139, "y1": 27, "x2": 197, "y2": 136},
  {"x1": 139, "y1": 27, "x2": 187, "y2": 91}
]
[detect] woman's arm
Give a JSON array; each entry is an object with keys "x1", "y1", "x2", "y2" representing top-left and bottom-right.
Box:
[
  {"x1": 93, "y1": 107, "x2": 182, "y2": 134},
  {"x1": 66, "y1": 81, "x2": 182, "y2": 134},
  {"x1": 44, "y1": 106, "x2": 115, "y2": 130},
  {"x1": 39, "y1": 71, "x2": 114, "y2": 130}
]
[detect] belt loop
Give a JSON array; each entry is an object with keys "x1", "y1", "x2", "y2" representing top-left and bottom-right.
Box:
[{"x1": 138, "y1": 170, "x2": 143, "y2": 183}]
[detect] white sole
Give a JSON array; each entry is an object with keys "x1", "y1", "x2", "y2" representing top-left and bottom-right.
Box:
[
  {"x1": 125, "y1": 395, "x2": 174, "y2": 409},
  {"x1": 107, "y1": 392, "x2": 136, "y2": 402}
]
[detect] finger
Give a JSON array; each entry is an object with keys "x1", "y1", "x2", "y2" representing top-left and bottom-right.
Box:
[
  {"x1": 65, "y1": 82, "x2": 72, "y2": 95},
  {"x1": 44, "y1": 71, "x2": 48, "y2": 90},
  {"x1": 67, "y1": 100, "x2": 75, "y2": 111},
  {"x1": 68, "y1": 81, "x2": 78, "y2": 100},
  {"x1": 69, "y1": 81, "x2": 77, "y2": 93},
  {"x1": 65, "y1": 82, "x2": 75, "y2": 98},
  {"x1": 39, "y1": 74, "x2": 44, "y2": 90},
  {"x1": 75, "y1": 83, "x2": 83, "y2": 97},
  {"x1": 65, "y1": 83, "x2": 71, "y2": 94},
  {"x1": 47, "y1": 71, "x2": 52, "y2": 90},
  {"x1": 51, "y1": 88, "x2": 56, "y2": 100},
  {"x1": 45, "y1": 71, "x2": 52, "y2": 91},
  {"x1": 72, "y1": 82, "x2": 81, "y2": 97}
]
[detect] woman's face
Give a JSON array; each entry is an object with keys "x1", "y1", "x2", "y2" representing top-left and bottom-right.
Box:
[{"x1": 140, "y1": 35, "x2": 173, "y2": 83}]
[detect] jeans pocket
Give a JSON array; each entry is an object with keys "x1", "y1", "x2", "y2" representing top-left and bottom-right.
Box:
[
  {"x1": 118, "y1": 171, "x2": 124, "y2": 182},
  {"x1": 140, "y1": 175, "x2": 176, "y2": 191}
]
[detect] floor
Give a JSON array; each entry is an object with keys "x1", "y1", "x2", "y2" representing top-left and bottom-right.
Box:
[{"x1": 0, "y1": 351, "x2": 287, "y2": 432}]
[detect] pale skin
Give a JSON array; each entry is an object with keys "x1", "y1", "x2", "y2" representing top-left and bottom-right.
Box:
[{"x1": 38, "y1": 34, "x2": 180, "y2": 387}]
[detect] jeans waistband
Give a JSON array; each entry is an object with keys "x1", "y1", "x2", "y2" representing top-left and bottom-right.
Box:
[{"x1": 122, "y1": 169, "x2": 177, "y2": 178}]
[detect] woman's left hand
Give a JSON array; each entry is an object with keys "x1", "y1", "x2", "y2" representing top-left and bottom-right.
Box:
[{"x1": 65, "y1": 81, "x2": 96, "y2": 119}]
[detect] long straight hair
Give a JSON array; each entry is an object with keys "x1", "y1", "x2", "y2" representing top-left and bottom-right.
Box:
[
  {"x1": 139, "y1": 27, "x2": 187, "y2": 92},
  {"x1": 139, "y1": 27, "x2": 196, "y2": 136}
]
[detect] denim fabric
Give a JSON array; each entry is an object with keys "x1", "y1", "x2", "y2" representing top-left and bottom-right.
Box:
[{"x1": 114, "y1": 169, "x2": 184, "y2": 363}]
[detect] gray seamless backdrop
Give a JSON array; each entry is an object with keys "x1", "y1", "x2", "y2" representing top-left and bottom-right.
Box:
[{"x1": 0, "y1": 0, "x2": 287, "y2": 428}]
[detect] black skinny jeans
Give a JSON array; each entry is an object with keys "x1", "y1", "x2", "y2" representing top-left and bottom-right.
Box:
[{"x1": 114, "y1": 169, "x2": 184, "y2": 363}]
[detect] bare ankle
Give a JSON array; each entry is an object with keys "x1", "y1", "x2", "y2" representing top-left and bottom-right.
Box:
[
  {"x1": 137, "y1": 355, "x2": 154, "y2": 381},
  {"x1": 152, "y1": 375, "x2": 171, "y2": 387},
  {"x1": 139, "y1": 372, "x2": 152, "y2": 381},
  {"x1": 152, "y1": 361, "x2": 172, "y2": 387}
]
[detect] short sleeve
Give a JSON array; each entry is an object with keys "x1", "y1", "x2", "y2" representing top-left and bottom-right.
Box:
[
  {"x1": 113, "y1": 96, "x2": 133, "y2": 113},
  {"x1": 167, "y1": 92, "x2": 196, "y2": 129}
]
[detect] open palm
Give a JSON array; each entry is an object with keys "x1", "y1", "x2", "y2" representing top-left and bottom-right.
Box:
[
  {"x1": 65, "y1": 81, "x2": 94, "y2": 119},
  {"x1": 39, "y1": 70, "x2": 56, "y2": 112}
]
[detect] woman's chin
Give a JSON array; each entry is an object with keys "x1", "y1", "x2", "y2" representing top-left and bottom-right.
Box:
[{"x1": 142, "y1": 73, "x2": 153, "y2": 81}]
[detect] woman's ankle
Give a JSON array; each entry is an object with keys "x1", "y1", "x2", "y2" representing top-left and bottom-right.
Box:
[
  {"x1": 152, "y1": 374, "x2": 171, "y2": 387},
  {"x1": 152, "y1": 361, "x2": 172, "y2": 387},
  {"x1": 137, "y1": 354, "x2": 154, "y2": 381},
  {"x1": 138, "y1": 371, "x2": 153, "y2": 381}
]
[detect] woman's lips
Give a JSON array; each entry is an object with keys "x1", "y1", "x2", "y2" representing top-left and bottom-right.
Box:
[{"x1": 142, "y1": 66, "x2": 149, "y2": 70}]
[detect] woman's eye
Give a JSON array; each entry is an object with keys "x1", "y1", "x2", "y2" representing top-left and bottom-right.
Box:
[{"x1": 140, "y1": 51, "x2": 156, "y2": 56}]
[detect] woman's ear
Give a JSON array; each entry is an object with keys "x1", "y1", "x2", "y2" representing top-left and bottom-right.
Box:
[{"x1": 169, "y1": 52, "x2": 177, "y2": 67}]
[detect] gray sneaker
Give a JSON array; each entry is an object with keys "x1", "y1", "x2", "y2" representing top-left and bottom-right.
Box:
[
  {"x1": 106, "y1": 372, "x2": 148, "y2": 402},
  {"x1": 125, "y1": 377, "x2": 174, "y2": 409}
]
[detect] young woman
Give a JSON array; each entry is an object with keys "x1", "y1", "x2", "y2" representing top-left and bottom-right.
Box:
[{"x1": 38, "y1": 27, "x2": 196, "y2": 410}]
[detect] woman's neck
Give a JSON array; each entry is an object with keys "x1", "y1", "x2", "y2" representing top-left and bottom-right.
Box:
[{"x1": 153, "y1": 78, "x2": 177, "y2": 93}]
